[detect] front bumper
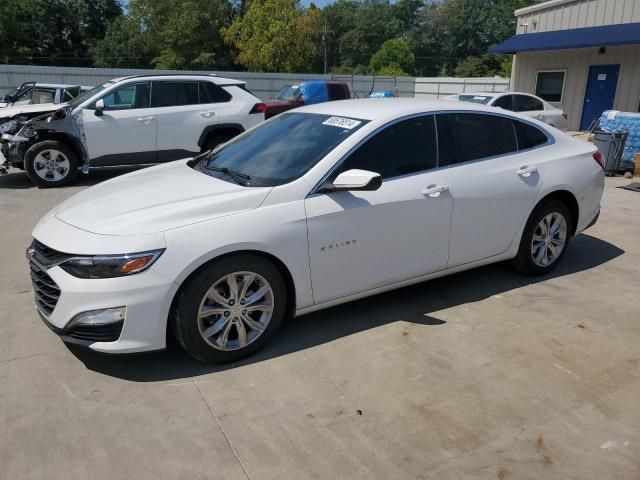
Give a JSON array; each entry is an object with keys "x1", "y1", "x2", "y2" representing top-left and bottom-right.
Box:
[
  {"x1": 0, "y1": 140, "x2": 27, "y2": 166},
  {"x1": 34, "y1": 262, "x2": 177, "y2": 353}
]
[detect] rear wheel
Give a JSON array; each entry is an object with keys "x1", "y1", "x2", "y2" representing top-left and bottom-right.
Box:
[
  {"x1": 172, "y1": 255, "x2": 287, "y2": 363},
  {"x1": 513, "y1": 198, "x2": 572, "y2": 275},
  {"x1": 24, "y1": 140, "x2": 78, "y2": 188}
]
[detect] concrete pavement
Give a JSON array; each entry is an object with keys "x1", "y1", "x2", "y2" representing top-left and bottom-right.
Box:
[{"x1": 1, "y1": 169, "x2": 638, "y2": 479}]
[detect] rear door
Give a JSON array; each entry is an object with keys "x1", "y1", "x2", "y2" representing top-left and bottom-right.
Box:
[
  {"x1": 438, "y1": 113, "x2": 549, "y2": 267},
  {"x1": 153, "y1": 80, "x2": 231, "y2": 161},
  {"x1": 81, "y1": 81, "x2": 157, "y2": 165}
]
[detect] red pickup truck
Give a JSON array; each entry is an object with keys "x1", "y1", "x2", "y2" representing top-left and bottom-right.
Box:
[{"x1": 264, "y1": 80, "x2": 351, "y2": 119}]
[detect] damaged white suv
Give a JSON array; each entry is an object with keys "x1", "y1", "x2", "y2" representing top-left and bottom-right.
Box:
[{"x1": 0, "y1": 74, "x2": 265, "y2": 187}]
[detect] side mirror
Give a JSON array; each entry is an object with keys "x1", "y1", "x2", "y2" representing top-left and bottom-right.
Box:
[
  {"x1": 94, "y1": 99, "x2": 105, "y2": 117},
  {"x1": 329, "y1": 169, "x2": 382, "y2": 192}
]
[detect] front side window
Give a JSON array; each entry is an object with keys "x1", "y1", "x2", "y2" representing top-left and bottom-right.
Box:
[
  {"x1": 535, "y1": 71, "x2": 565, "y2": 102},
  {"x1": 30, "y1": 88, "x2": 55, "y2": 104},
  {"x1": 437, "y1": 113, "x2": 517, "y2": 165},
  {"x1": 69, "y1": 81, "x2": 114, "y2": 110},
  {"x1": 199, "y1": 113, "x2": 368, "y2": 187},
  {"x1": 336, "y1": 115, "x2": 438, "y2": 180},
  {"x1": 514, "y1": 94, "x2": 543, "y2": 112},
  {"x1": 102, "y1": 82, "x2": 151, "y2": 110}
]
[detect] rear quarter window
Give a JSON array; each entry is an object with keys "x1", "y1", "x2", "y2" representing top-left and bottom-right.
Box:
[
  {"x1": 515, "y1": 121, "x2": 549, "y2": 150},
  {"x1": 200, "y1": 81, "x2": 232, "y2": 104}
]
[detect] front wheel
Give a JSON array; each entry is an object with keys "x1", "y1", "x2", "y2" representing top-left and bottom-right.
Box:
[
  {"x1": 24, "y1": 140, "x2": 79, "y2": 188},
  {"x1": 513, "y1": 199, "x2": 572, "y2": 275},
  {"x1": 172, "y1": 255, "x2": 287, "y2": 363}
]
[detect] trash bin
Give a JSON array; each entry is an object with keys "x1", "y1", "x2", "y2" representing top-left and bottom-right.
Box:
[{"x1": 593, "y1": 129, "x2": 628, "y2": 176}]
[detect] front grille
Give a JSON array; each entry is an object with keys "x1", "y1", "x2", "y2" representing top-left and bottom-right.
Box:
[
  {"x1": 31, "y1": 239, "x2": 73, "y2": 266},
  {"x1": 29, "y1": 259, "x2": 60, "y2": 317},
  {"x1": 68, "y1": 321, "x2": 124, "y2": 343}
]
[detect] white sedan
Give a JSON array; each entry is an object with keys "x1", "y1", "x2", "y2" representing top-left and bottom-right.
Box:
[
  {"x1": 29, "y1": 99, "x2": 604, "y2": 362},
  {"x1": 445, "y1": 92, "x2": 568, "y2": 130}
]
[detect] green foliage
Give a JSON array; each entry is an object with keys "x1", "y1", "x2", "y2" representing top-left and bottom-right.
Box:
[
  {"x1": 93, "y1": 0, "x2": 234, "y2": 69},
  {"x1": 0, "y1": 0, "x2": 122, "y2": 66},
  {"x1": 222, "y1": 0, "x2": 321, "y2": 73},
  {"x1": 369, "y1": 39, "x2": 414, "y2": 76}
]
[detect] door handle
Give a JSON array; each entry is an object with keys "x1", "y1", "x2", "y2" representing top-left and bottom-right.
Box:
[
  {"x1": 517, "y1": 166, "x2": 538, "y2": 177},
  {"x1": 422, "y1": 184, "x2": 449, "y2": 198},
  {"x1": 200, "y1": 111, "x2": 216, "y2": 118},
  {"x1": 137, "y1": 116, "x2": 154, "y2": 123}
]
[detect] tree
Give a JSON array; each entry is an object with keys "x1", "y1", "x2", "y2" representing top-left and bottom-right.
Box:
[
  {"x1": 0, "y1": 0, "x2": 122, "y2": 66},
  {"x1": 92, "y1": 0, "x2": 235, "y2": 70},
  {"x1": 222, "y1": 0, "x2": 321, "y2": 72},
  {"x1": 369, "y1": 39, "x2": 414, "y2": 75}
]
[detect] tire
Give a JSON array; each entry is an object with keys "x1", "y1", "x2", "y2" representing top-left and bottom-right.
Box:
[
  {"x1": 24, "y1": 140, "x2": 79, "y2": 188},
  {"x1": 202, "y1": 131, "x2": 237, "y2": 152},
  {"x1": 172, "y1": 255, "x2": 287, "y2": 363},
  {"x1": 513, "y1": 198, "x2": 572, "y2": 276}
]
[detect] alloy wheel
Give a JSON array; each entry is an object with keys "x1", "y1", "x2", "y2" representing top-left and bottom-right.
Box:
[
  {"x1": 33, "y1": 149, "x2": 70, "y2": 182},
  {"x1": 530, "y1": 212, "x2": 567, "y2": 267},
  {"x1": 197, "y1": 271, "x2": 274, "y2": 351}
]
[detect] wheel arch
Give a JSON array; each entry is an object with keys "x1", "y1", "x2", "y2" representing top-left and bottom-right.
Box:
[
  {"x1": 536, "y1": 189, "x2": 579, "y2": 235},
  {"x1": 31, "y1": 131, "x2": 86, "y2": 164},
  {"x1": 197, "y1": 123, "x2": 245, "y2": 150},
  {"x1": 167, "y1": 249, "x2": 297, "y2": 338}
]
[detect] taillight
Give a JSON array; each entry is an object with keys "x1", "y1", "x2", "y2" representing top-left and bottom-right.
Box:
[
  {"x1": 593, "y1": 151, "x2": 605, "y2": 169},
  {"x1": 250, "y1": 103, "x2": 266, "y2": 114},
  {"x1": 562, "y1": 112, "x2": 568, "y2": 120}
]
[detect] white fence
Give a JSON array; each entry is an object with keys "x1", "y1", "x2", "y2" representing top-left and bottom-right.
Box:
[
  {"x1": 0, "y1": 65, "x2": 511, "y2": 101},
  {"x1": 414, "y1": 77, "x2": 510, "y2": 99}
]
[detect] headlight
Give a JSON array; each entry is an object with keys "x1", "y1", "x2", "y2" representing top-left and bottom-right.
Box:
[
  {"x1": 0, "y1": 120, "x2": 18, "y2": 134},
  {"x1": 59, "y1": 249, "x2": 164, "y2": 279}
]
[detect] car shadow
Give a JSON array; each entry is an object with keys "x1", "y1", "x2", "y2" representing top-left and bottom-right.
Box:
[
  {"x1": 0, "y1": 166, "x2": 149, "y2": 190},
  {"x1": 67, "y1": 233, "x2": 624, "y2": 382}
]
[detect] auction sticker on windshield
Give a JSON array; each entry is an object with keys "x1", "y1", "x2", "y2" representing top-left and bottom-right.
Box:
[{"x1": 322, "y1": 116, "x2": 362, "y2": 129}]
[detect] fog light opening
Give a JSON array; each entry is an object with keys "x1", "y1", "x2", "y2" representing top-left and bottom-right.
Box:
[{"x1": 67, "y1": 307, "x2": 126, "y2": 328}]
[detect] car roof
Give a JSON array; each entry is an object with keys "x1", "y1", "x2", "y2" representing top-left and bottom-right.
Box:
[
  {"x1": 25, "y1": 83, "x2": 81, "y2": 89},
  {"x1": 296, "y1": 98, "x2": 514, "y2": 122},
  {"x1": 110, "y1": 74, "x2": 246, "y2": 86}
]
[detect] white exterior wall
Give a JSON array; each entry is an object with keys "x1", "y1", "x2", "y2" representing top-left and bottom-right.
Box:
[
  {"x1": 512, "y1": 45, "x2": 640, "y2": 130},
  {"x1": 516, "y1": 0, "x2": 640, "y2": 33}
]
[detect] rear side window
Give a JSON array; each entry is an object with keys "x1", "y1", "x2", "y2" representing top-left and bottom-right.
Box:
[
  {"x1": 200, "y1": 81, "x2": 232, "y2": 104},
  {"x1": 338, "y1": 115, "x2": 437, "y2": 179},
  {"x1": 437, "y1": 113, "x2": 517, "y2": 165},
  {"x1": 514, "y1": 94, "x2": 543, "y2": 112},
  {"x1": 515, "y1": 121, "x2": 549, "y2": 150},
  {"x1": 152, "y1": 81, "x2": 199, "y2": 107},
  {"x1": 493, "y1": 95, "x2": 513, "y2": 110}
]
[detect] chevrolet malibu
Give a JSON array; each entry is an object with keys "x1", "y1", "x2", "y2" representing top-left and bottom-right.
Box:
[{"x1": 28, "y1": 99, "x2": 604, "y2": 362}]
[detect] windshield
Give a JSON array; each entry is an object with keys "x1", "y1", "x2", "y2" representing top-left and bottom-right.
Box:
[
  {"x1": 67, "y1": 81, "x2": 115, "y2": 109},
  {"x1": 200, "y1": 112, "x2": 368, "y2": 187},
  {"x1": 275, "y1": 85, "x2": 301, "y2": 101},
  {"x1": 457, "y1": 94, "x2": 493, "y2": 105}
]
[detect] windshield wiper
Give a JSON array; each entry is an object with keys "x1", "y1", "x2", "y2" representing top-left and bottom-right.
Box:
[{"x1": 204, "y1": 165, "x2": 251, "y2": 186}]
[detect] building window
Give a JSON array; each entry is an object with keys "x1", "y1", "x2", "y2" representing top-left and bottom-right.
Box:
[{"x1": 535, "y1": 71, "x2": 565, "y2": 102}]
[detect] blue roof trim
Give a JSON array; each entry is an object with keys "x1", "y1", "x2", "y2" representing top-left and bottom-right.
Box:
[{"x1": 490, "y1": 22, "x2": 640, "y2": 54}]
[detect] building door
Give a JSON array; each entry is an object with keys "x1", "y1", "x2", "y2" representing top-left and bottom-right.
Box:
[{"x1": 580, "y1": 65, "x2": 619, "y2": 131}]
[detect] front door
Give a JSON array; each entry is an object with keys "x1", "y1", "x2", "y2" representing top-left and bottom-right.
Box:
[
  {"x1": 81, "y1": 81, "x2": 157, "y2": 166},
  {"x1": 305, "y1": 115, "x2": 453, "y2": 304},
  {"x1": 580, "y1": 65, "x2": 619, "y2": 131}
]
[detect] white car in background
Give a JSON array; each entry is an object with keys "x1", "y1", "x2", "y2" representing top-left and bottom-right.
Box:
[
  {"x1": 1, "y1": 82, "x2": 92, "y2": 108},
  {"x1": 28, "y1": 99, "x2": 604, "y2": 362},
  {"x1": 446, "y1": 92, "x2": 568, "y2": 130},
  {"x1": 1, "y1": 74, "x2": 265, "y2": 187}
]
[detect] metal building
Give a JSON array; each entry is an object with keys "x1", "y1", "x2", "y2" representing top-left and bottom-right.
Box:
[{"x1": 492, "y1": 0, "x2": 640, "y2": 131}]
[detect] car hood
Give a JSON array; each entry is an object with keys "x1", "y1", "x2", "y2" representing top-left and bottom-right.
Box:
[
  {"x1": 0, "y1": 102, "x2": 64, "y2": 119},
  {"x1": 53, "y1": 160, "x2": 272, "y2": 236}
]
